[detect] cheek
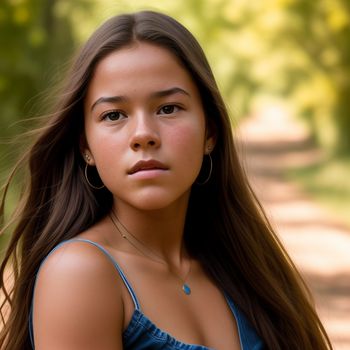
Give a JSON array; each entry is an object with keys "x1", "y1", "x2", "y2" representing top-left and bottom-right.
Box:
[
  {"x1": 85, "y1": 124, "x2": 124, "y2": 159},
  {"x1": 178, "y1": 130, "x2": 204, "y2": 155},
  {"x1": 85, "y1": 129, "x2": 125, "y2": 182},
  {"x1": 168, "y1": 122, "x2": 206, "y2": 171}
]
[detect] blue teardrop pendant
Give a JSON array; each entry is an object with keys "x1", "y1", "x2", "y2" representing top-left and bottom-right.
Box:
[{"x1": 182, "y1": 283, "x2": 191, "y2": 295}]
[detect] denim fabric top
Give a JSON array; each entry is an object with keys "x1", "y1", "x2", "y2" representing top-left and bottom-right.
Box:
[{"x1": 30, "y1": 239, "x2": 265, "y2": 350}]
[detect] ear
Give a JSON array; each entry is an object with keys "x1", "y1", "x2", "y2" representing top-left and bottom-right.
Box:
[
  {"x1": 80, "y1": 134, "x2": 96, "y2": 165},
  {"x1": 204, "y1": 122, "x2": 217, "y2": 155}
]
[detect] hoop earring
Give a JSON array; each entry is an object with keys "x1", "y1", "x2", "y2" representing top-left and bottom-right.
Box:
[
  {"x1": 84, "y1": 163, "x2": 105, "y2": 190},
  {"x1": 196, "y1": 153, "x2": 213, "y2": 185}
]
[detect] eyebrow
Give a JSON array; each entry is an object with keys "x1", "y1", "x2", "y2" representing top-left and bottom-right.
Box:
[
  {"x1": 151, "y1": 87, "x2": 190, "y2": 99},
  {"x1": 90, "y1": 87, "x2": 190, "y2": 112}
]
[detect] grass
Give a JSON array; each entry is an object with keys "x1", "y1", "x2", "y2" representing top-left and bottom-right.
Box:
[{"x1": 287, "y1": 155, "x2": 350, "y2": 228}]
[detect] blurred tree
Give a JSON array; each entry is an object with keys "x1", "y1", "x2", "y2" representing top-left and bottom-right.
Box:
[
  {"x1": 0, "y1": 0, "x2": 94, "y2": 248},
  {"x1": 284, "y1": 0, "x2": 350, "y2": 152},
  {"x1": 0, "y1": 0, "x2": 94, "y2": 163},
  {"x1": 0, "y1": 0, "x2": 101, "y2": 186},
  {"x1": 218, "y1": 0, "x2": 350, "y2": 153}
]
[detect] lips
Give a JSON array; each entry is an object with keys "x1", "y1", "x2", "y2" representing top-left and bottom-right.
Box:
[{"x1": 128, "y1": 160, "x2": 168, "y2": 175}]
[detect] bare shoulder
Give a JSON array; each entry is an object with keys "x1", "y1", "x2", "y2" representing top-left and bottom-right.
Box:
[
  {"x1": 35, "y1": 239, "x2": 121, "y2": 288},
  {"x1": 33, "y1": 240, "x2": 124, "y2": 350}
]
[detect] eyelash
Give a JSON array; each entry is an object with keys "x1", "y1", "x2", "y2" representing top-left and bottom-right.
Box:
[
  {"x1": 99, "y1": 104, "x2": 182, "y2": 121},
  {"x1": 100, "y1": 110, "x2": 126, "y2": 121},
  {"x1": 157, "y1": 104, "x2": 182, "y2": 115}
]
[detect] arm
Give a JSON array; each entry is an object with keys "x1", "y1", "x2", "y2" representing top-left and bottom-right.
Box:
[{"x1": 32, "y1": 241, "x2": 124, "y2": 350}]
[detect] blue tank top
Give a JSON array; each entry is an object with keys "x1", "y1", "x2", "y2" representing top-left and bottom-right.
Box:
[{"x1": 30, "y1": 239, "x2": 265, "y2": 349}]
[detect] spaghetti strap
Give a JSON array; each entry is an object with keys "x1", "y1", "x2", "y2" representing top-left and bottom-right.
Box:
[{"x1": 66, "y1": 238, "x2": 141, "y2": 310}]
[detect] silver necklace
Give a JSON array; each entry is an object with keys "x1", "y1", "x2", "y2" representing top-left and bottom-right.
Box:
[{"x1": 109, "y1": 212, "x2": 192, "y2": 295}]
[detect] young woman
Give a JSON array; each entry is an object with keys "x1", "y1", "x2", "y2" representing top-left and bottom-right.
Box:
[{"x1": 0, "y1": 10, "x2": 332, "y2": 350}]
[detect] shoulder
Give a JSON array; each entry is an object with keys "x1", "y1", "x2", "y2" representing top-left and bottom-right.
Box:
[
  {"x1": 32, "y1": 240, "x2": 124, "y2": 349},
  {"x1": 35, "y1": 239, "x2": 122, "y2": 293}
]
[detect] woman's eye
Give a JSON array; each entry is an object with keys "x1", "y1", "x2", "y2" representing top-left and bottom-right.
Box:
[
  {"x1": 158, "y1": 105, "x2": 180, "y2": 115},
  {"x1": 101, "y1": 110, "x2": 126, "y2": 121}
]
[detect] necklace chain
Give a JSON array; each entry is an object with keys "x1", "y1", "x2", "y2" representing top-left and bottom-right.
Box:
[{"x1": 109, "y1": 212, "x2": 192, "y2": 295}]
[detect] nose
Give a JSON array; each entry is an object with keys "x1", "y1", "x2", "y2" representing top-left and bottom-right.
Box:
[{"x1": 129, "y1": 113, "x2": 161, "y2": 151}]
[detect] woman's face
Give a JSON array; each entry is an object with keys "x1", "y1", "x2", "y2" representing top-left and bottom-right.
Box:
[{"x1": 83, "y1": 42, "x2": 214, "y2": 211}]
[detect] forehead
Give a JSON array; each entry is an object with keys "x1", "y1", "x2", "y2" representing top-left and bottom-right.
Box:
[
  {"x1": 94, "y1": 42, "x2": 185, "y2": 75},
  {"x1": 85, "y1": 42, "x2": 200, "y2": 105}
]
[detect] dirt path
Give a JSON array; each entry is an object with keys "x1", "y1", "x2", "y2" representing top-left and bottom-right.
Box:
[{"x1": 238, "y1": 110, "x2": 350, "y2": 350}]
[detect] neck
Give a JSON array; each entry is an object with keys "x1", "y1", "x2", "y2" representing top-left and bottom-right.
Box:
[{"x1": 111, "y1": 195, "x2": 189, "y2": 266}]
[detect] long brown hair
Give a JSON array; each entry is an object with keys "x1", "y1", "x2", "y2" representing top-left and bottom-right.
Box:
[{"x1": 0, "y1": 10, "x2": 332, "y2": 349}]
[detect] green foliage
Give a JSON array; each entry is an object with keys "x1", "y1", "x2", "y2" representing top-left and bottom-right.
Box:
[
  {"x1": 227, "y1": 0, "x2": 350, "y2": 153},
  {"x1": 0, "y1": 0, "x2": 94, "y2": 175},
  {"x1": 285, "y1": 0, "x2": 350, "y2": 153},
  {"x1": 0, "y1": 0, "x2": 77, "y2": 126}
]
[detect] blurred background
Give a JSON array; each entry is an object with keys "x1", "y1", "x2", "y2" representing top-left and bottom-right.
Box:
[{"x1": 0, "y1": 0, "x2": 349, "y2": 348}]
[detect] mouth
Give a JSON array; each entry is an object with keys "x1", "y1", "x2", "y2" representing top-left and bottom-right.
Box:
[{"x1": 128, "y1": 159, "x2": 169, "y2": 175}]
